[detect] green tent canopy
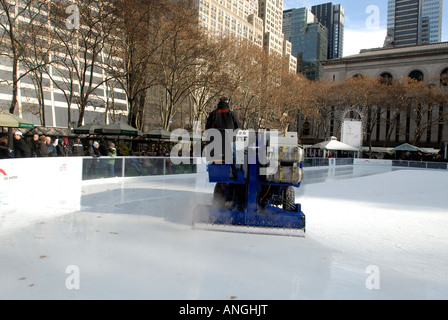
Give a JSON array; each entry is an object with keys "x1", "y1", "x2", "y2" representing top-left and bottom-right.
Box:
[
  {"x1": 73, "y1": 122, "x2": 103, "y2": 135},
  {"x1": 100, "y1": 122, "x2": 141, "y2": 136},
  {"x1": 0, "y1": 110, "x2": 35, "y2": 129},
  {"x1": 145, "y1": 128, "x2": 172, "y2": 140}
]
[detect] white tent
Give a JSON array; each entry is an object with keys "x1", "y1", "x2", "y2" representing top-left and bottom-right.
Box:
[
  {"x1": 393, "y1": 143, "x2": 439, "y2": 154},
  {"x1": 394, "y1": 143, "x2": 421, "y2": 152},
  {"x1": 307, "y1": 136, "x2": 359, "y2": 158}
]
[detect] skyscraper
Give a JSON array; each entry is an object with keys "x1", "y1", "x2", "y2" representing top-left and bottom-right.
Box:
[
  {"x1": 194, "y1": 0, "x2": 264, "y2": 47},
  {"x1": 385, "y1": 0, "x2": 443, "y2": 47},
  {"x1": 194, "y1": 0, "x2": 297, "y2": 73},
  {"x1": 395, "y1": 0, "x2": 422, "y2": 46},
  {"x1": 311, "y1": 3, "x2": 344, "y2": 59},
  {"x1": 283, "y1": 8, "x2": 328, "y2": 80},
  {"x1": 421, "y1": 0, "x2": 443, "y2": 43}
]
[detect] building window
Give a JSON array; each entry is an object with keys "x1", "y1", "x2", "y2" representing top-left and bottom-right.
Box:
[
  {"x1": 380, "y1": 72, "x2": 393, "y2": 85},
  {"x1": 441, "y1": 68, "x2": 448, "y2": 87},
  {"x1": 408, "y1": 70, "x2": 424, "y2": 82}
]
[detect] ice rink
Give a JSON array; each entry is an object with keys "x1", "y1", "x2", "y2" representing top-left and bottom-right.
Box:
[{"x1": 1, "y1": 164, "x2": 448, "y2": 300}]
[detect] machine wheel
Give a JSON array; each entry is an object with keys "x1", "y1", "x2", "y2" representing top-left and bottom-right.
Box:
[
  {"x1": 282, "y1": 186, "x2": 295, "y2": 211},
  {"x1": 212, "y1": 183, "x2": 226, "y2": 209}
]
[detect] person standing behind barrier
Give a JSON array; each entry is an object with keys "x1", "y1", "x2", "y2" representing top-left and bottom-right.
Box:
[
  {"x1": 86, "y1": 140, "x2": 100, "y2": 157},
  {"x1": 37, "y1": 135, "x2": 52, "y2": 157},
  {"x1": 46, "y1": 137, "x2": 57, "y2": 157},
  {"x1": 0, "y1": 136, "x2": 10, "y2": 159},
  {"x1": 106, "y1": 142, "x2": 117, "y2": 177},
  {"x1": 72, "y1": 137, "x2": 84, "y2": 156},
  {"x1": 30, "y1": 134, "x2": 39, "y2": 157},
  {"x1": 13, "y1": 131, "x2": 30, "y2": 158},
  {"x1": 57, "y1": 138, "x2": 72, "y2": 157},
  {"x1": 85, "y1": 141, "x2": 101, "y2": 178},
  {"x1": 99, "y1": 137, "x2": 108, "y2": 156}
]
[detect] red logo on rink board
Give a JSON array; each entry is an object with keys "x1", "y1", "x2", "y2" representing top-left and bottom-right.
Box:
[{"x1": 1, "y1": 168, "x2": 18, "y2": 181}]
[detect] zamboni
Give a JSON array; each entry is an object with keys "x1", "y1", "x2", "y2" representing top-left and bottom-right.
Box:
[{"x1": 193, "y1": 130, "x2": 306, "y2": 237}]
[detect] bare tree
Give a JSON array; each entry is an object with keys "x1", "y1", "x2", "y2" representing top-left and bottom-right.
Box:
[
  {"x1": 186, "y1": 36, "x2": 236, "y2": 131},
  {"x1": 106, "y1": 0, "x2": 170, "y2": 131},
  {"x1": 262, "y1": 60, "x2": 311, "y2": 134},
  {"x1": 0, "y1": 0, "x2": 51, "y2": 115},
  {"x1": 222, "y1": 40, "x2": 266, "y2": 129},
  {"x1": 148, "y1": 1, "x2": 212, "y2": 130},
  {"x1": 49, "y1": 0, "x2": 118, "y2": 128}
]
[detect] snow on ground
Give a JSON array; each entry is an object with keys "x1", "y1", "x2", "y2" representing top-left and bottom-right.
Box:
[{"x1": 0, "y1": 167, "x2": 447, "y2": 300}]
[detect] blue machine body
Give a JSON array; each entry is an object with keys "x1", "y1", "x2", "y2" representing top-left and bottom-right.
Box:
[{"x1": 194, "y1": 132, "x2": 306, "y2": 236}]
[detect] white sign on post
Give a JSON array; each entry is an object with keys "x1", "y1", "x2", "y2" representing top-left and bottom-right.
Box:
[{"x1": 342, "y1": 120, "x2": 362, "y2": 149}]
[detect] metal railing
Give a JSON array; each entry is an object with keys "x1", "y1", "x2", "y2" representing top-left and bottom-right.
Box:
[
  {"x1": 391, "y1": 160, "x2": 448, "y2": 170},
  {"x1": 304, "y1": 157, "x2": 447, "y2": 170},
  {"x1": 303, "y1": 158, "x2": 354, "y2": 167},
  {"x1": 80, "y1": 156, "x2": 448, "y2": 181},
  {"x1": 81, "y1": 156, "x2": 198, "y2": 181}
]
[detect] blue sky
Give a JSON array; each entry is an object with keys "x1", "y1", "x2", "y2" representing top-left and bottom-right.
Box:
[{"x1": 283, "y1": 0, "x2": 448, "y2": 56}]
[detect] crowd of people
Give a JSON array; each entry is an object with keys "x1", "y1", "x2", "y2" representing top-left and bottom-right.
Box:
[
  {"x1": 0, "y1": 131, "x2": 173, "y2": 161},
  {"x1": 0, "y1": 132, "x2": 114, "y2": 159}
]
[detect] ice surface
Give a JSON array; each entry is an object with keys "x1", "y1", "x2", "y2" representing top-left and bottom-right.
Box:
[{"x1": 0, "y1": 166, "x2": 447, "y2": 300}]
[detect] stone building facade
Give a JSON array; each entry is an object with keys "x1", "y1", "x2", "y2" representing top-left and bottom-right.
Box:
[
  {"x1": 298, "y1": 42, "x2": 448, "y2": 149},
  {"x1": 323, "y1": 42, "x2": 448, "y2": 86}
]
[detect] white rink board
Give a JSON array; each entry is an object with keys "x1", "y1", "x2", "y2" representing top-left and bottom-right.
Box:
[{"x1": 0, "y1": 157, "x2": 82, "y2": 232}]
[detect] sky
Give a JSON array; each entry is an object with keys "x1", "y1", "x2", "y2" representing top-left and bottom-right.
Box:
[{"x1": 283, "y1": 0, "x2": 448, "y2": 57}]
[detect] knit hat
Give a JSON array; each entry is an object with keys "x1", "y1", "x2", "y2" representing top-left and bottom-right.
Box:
[
  {"x1": 218, "y1": 97, "x2": 229, "y2": 109},
  {"x1": 93, "y1": 142, "x2": 99, "y2": 147},
  {"x1": 14, "y1": 131, "x2": 22, "y2": 136}
]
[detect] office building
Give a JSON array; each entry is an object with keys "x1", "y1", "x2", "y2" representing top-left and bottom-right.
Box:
[
  {"x1": 195, "y1": 0, "x2": 296, "y2": 73},
  {"x1": 385, "y1": 0, "x2": 443, "y2": 47},
  {"x1": 322, "y1": 42, "x2": 448, "y2": 147},
  {"x1": 195, "y1": 0, "x2": 264, "y2": 47},
  {"x1": 311, "y1": 2, "x2": 345, "y2": 59},
  {"x1": 421, "y1": 0, "x2": 443, "y2": 43},
  {"x1": 283, "y1": 7, "x2": 328, "y2": 80},
  {"x1": 0, "y1": 0, "x2": 127, "y2": 129},
  {"x1": 395, "y1": 0, "x2": 422, "y2": 46}
]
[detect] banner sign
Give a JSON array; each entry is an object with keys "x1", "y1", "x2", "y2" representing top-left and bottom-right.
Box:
[{"x1": 342, "y1": 120, "x2": 362, "y2": 150}]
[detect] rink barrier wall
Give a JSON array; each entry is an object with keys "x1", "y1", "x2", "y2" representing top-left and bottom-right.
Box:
[
  {"x1": 303, "y1": 158, "x2": 448, "y2": 170},
  {"x1": 0, "y1": 157, "x2": 83, "y2": 219},
  {"x1": 80, "y1": 156, "x2": 445, "y2": 183},
  {"x1": 80, "y1": 156, "x2": 207, "y2": 182},
  {"x1": 1, "y1": 156, "x2": 446, "y2": 187},
  {"x1": 1, "y1": 156, "x2": 446, "y2": 218}
]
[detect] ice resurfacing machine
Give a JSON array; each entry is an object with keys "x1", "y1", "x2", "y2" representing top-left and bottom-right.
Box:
[{"x1": 193, "y1": 130, "x2": 306, "y2": 237}]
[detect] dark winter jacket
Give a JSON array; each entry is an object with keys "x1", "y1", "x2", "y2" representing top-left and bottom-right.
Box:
[
  {"x1": 13, "y1": 138, "x2": 30, "y2": 158},
  {"x1": 57, "y1": 143, "x2": 72, "y2": 157},
  {"x1": 205, "y1": 100, "x2": 241, "y2": 131},
  {"x1": 0, "y1": 145, "x2": 10, "y2": 159},
  {"x1": 86, "y1": 145, "x2": 101, "y2": 157},
  {"x1": 205, "y1": 99, "x2": 241, "y2": 160},
  {"x1": 72, "y1": 140, "x2": 84, "y2": 156},
  {"x1": 37, "y1": 141, "x2": 52, "y2": 157}
]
